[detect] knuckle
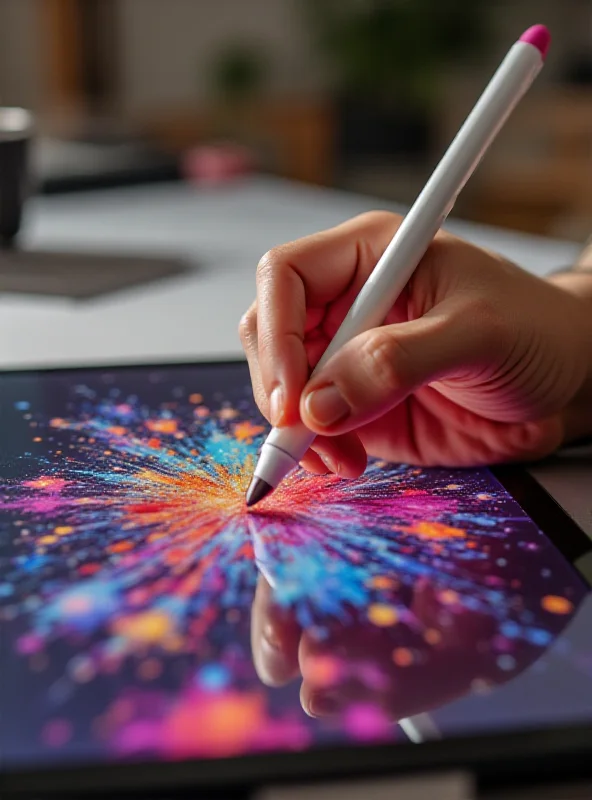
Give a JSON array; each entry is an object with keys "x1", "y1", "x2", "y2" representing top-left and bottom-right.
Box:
[
  {"x1": 360, "y1": 331, "x2": 407, "y2": 393},
  {"x1": 257, "y1": 327, "x2": 276, "y2": 359},
  {"x1": 356, "y1": 210, "x2": 400, "y2": 228},
  {"x1": 256, "y1": 247, "x2": 284, "y2": 282},
  {"x1": 238, "y1": 307, "x2": 256, "y2": 345}
]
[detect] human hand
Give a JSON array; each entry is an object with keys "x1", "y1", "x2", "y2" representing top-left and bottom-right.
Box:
[
  {"x1": 240, "y1": 212, "x2": 592, "y2": 476},
  {"x1": 250, "y1": 574, "x2": 547, "y2": 721}
]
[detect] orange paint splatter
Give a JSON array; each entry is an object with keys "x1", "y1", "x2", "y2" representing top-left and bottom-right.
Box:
[
  {"x1": 107, "y1": 426, "x2": 127, "y2": 437},
  {"x1": 113, "y1": 611, "x2": 173, "y2": 644},
  {"x1": 165, "y1": 692, "x2": 265, "y2": 757},
  {"x1": 368, "y1": 604, "x2": 398, "y2": 627},
  {"x1": 424, "y1": 628, "x2": 442, "y2": 645},
  {"x1": 237, "y1": 541, "x2": 254, "y2": 560},
  {"x1": 409, "y1": 521, "x2": 466, "y2": 540},
  {"x1": 108, "y1": 541, "x2": 134, "y2": 554},
  {"x1": 541, "y1": 595, "x2": 573, "y2": 615},
  {"x1": 55, "y1": 526, "x2": 73, "y2": 536},
  {"x1": 233, "y1": 421, "x2": 265, "y2": 443},
  {"x1": 368, "y1": 575, "x2": 396, "y2": 590},
  {"x1": 189, "y1": 393, "x2": 203, "y2": 404},
  {"x1": 392, "y1": 647, "x2": 414, "y2": 667},
  {"x1": 303, "y1": 655, "x2": 341, "y2": 688},
  {"x1": 439, "y1": 589, "x2": 460, "y2": 605},
  {"x1": 165, "y1": 548, "x2": 190, "y2": 565},
  {"x1": 147, "y1": 419, "x2": 178, "y2": 435},
  {"x1": 39, "y1": 535, "x2": 57, "y2": 545},
  {"x1": 24, "y1": 476, "x2": 67, "y2": 492}
]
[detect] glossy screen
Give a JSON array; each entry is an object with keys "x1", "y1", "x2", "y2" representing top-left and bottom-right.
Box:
[{"x1": 0, "y1": 362, "x2": 590, "y2": 772}]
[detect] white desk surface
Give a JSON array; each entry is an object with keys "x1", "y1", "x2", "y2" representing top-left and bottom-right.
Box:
[{"x1": 0, "y1": 176, "x2": 590, "y2": 537}]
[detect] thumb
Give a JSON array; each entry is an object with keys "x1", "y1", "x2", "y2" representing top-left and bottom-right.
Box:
[{"x1": 300, "y1": 299, "x2": 504, "y2": 435}]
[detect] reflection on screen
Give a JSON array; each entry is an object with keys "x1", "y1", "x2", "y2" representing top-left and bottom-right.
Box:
[{"x1": 0, "y1": 363, "x2": 589, "y2": 771}]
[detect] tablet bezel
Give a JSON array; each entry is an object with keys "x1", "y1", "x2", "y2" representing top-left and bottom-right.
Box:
[{"x1": 1, "y1": 357, "x2": 591, "y2": 797}]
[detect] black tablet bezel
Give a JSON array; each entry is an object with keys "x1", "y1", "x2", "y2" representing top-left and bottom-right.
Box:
[{"x1": 1, "y1": 357, "x2": 591, "y2": 798}]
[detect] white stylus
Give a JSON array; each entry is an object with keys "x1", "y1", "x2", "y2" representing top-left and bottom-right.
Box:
[{"x1": 246, "y1": 24, "x2": 550, "y2": 507}]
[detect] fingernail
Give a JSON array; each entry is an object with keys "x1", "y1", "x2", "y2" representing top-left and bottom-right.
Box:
[
  {"x1": 308, "y1": 693, "x2": 340, "y2": 717},
  {"x1": 305, "y1": 385, "x2": 350, "y2": 428},
  {"x1": 262, "y1": 623, "x2": 281, "y2": 651},
  {"x1": 269, "y1": 386, "x2": 284, "y2": 427},
  {"x1": 320, "y1": 453, "x2": 340, "y2": 475}
]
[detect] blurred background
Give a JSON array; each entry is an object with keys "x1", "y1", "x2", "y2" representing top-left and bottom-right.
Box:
[{"x1": 1, "y1": 0, "x2": 591, "y2": 240}]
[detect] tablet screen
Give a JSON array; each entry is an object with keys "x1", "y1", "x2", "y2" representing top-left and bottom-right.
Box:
[{"x1": 0, "y1": 361, "x2": 590, "y2": 772}]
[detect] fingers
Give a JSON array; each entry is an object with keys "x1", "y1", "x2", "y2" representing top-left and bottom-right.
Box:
[
  {"x1": 310, "y1": 431, "x2": 367, "y2": 478},
  {"x1": 240, "y1": 301, "x2": 271, "y2": 418},
  {"x1": 249, "y1": 211, "x2": 403, "y2": 426},
  {"x1": 250, "y1": 575, "x2": 301, "y2": 687},
  {"x1": 300, "y1": 296, "x2": 509, "y2": 436},
  {"x1": 240, "y1": 291, "x2": 368, "y2": 479},
  {"x1": 299, "y1": 449, "x2": 329, "y2": 475}
]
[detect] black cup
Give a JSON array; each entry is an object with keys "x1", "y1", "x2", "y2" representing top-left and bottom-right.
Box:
[{"x1": 0, "y1": 107, "x2": 33, "y2": 247}]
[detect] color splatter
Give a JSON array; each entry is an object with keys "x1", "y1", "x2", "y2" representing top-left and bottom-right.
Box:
[{"x1": 0, "y1": 363, "x2": 588, "y2": 772}]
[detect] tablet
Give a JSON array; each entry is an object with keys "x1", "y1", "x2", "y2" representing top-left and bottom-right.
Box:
[{"x1": 1, "y1": 360, "x2": 591, "y2": 796}]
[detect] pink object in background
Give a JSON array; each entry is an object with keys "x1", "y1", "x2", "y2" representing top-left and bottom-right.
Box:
[
  {"x1": 182, "y1": 144, "x2": 256, "y2": 185},
  {"x1": 519, "y1": 24, "x2": 551, "y2": 60}
]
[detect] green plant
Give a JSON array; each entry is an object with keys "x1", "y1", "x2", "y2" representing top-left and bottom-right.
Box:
[
  {"x1": 305, "y1": 0, "x2": 491, "y2": 108},
  {"x1": 208, "y1": 41, "x2": 268, "y2": 106}
]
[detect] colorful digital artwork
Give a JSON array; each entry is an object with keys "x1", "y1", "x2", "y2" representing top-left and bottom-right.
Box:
[{"x1": 0, "y1": 363, "x2": 589, "y2": 771}]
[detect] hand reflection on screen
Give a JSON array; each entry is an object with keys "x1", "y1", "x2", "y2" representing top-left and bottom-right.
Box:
[{"x1": 250, "y1": 572, "x2": 575, "y2": 721}]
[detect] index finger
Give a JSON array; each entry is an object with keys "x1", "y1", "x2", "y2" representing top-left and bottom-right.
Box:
[
  {"x1": 256, "y1": 211, "x2": 401, "y2": 425},
  {"x1": 250, "y1": 574, "x2": 301, "y2": 687}
]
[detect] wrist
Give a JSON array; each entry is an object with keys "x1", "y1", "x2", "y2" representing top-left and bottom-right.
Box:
[
  {"x1": 545, "y1": 245, "x2": 592, "y2": 441},
  {"x1": 556, "y1": 285, "x2": 592, "y2": 443},
  {"x1": 547, "y1": 233, "x2": 592, "y2": 302},
  {"x1": 548, "y1": 271, "x2": 592, "y2": 304}
]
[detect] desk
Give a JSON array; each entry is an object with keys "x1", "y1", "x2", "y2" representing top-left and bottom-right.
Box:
[{"x1": 0, "y1": 176, "x2": 589, "y2": 537}]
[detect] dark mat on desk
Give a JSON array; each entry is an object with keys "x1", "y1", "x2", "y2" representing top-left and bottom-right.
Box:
[{"x1": 0, "y1": 249, "x2": 190, "y2": 300}]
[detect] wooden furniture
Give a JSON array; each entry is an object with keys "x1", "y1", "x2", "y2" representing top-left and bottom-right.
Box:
[
  {"x1": 135, "y1": 99, "x2": 336, "y2": 187},
  {"x1": 36, "y1": 2, "x2": 335, "y2": 187},
  {"x1": 465, "y1": 88, "x2": 592, "y2": 238}
]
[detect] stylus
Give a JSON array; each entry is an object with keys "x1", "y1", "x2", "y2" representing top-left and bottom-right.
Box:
[
  {"x1": 399, "y1": 714, "x2": 441, "y2": 744},
  {"x1": 246, "y1": 25, "x2": 551, "y2": 507}
]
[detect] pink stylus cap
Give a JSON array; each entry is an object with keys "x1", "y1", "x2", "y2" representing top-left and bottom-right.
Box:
[{"x1": 519, "y1": 25, "x2": 551, "y2": 60}]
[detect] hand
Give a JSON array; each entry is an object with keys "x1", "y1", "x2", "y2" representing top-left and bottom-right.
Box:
[
  {"x1": 240, "y1": 212, "x2": 592, "y2": 476},
  {"x1": 250, "y1": 574, "x2": 550, "y2": 721}
]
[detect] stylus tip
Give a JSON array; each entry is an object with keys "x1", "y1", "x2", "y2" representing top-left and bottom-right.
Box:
[{"x1": 246, "y1": 477, "x2": 273, "y2": 507}]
